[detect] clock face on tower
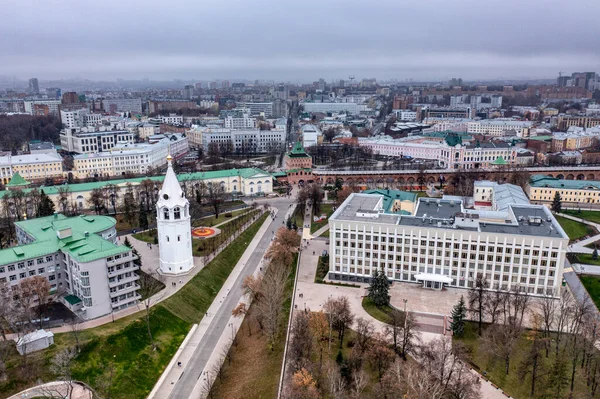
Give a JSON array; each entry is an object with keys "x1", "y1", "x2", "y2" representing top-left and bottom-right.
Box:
[{"x1": 163, "y1": 194, "x2": 169, "y2": 200}]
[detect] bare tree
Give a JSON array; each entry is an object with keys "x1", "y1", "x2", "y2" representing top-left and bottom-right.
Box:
[
  {"x1": 539, "y1": 290, "x2": 558, "y2": 357},
  {"x1": 57, "y1": 186, "x2": 70, "y2": 215},
  {"x1": 354, "y1": 317, "x2": 374, "y2": 357},
  {"x1": 481, "y1": 323, "x2": 520, "y2": 375},
  {"x1": 325, "y1": 361, "x2": 346, "y2": 399},
  {"x1": 330, "y1": 296, "x2": 354, "y2": 349},
  {"x1": 309, "y1": 311, "x2": 329, "y2": 374},
  {"x1": 49, "y1": 347, "x2": 78, "y2": 399},
  {"x1": 367, "y1": 332, "x2": 395, "y2": 380},
  {"x1": 518, "y1": 314, "x2": 545, "y2": 398},
  {"x1": 289, "y1": 311, "x2": 313, "y2": 371},
  {"x1": 137, "y1": 271, "x2": 164, "y2": 350},
  {"x1": 255, "y1": 262, "x2": 290, "y2": 350},
  {"x1": 350, "y1": 368, "x2": 368, "y2": 399},
  {"x1": 68, "y1": 318, "x2": 83, "y2": 353},
  {"x1": 207, "y1": 183, "x2": 226, "y2": 218},
  {"x1": 468, "y1": 275, "x2": 488, "y2": 336},
  {"x1": 231, "y1": 302, "x2": 250, "y2": 336}
]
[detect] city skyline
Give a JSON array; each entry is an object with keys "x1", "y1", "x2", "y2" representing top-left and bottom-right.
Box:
[{"x1": 2, "y1": 0, "x2": 600, "y2": 81}]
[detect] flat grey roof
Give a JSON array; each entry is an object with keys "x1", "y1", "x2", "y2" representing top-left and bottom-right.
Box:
[{"x1": 415, "y1": 199, "x2": 461, "y2": 219}]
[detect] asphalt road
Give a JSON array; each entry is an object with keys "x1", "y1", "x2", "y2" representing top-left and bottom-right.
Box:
[{"x1": 167, "y1": 196, "x2": 293, "y2": 399}]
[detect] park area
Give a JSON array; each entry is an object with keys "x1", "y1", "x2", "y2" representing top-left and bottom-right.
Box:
[
  {"x1": 554, "y1": 215, "x2": 597, "y2": 241},
  {"x1": 0, "y1": 213, "x2": 269, "y2": 399}
]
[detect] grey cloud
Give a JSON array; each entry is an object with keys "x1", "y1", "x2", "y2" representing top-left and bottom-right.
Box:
[{"x1": 1, "y1": 0, "x2": 599, "y2": 81}]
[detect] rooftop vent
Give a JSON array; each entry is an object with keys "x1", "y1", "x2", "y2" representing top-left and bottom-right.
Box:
[
  {"x1": 528, "y1": 216, "x2": 542, "y2": 226},
  {"x1": 450, "y1": 200, "x2": 455, "y2": 207}
]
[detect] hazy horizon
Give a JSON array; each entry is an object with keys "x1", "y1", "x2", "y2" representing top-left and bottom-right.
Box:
[{"x1": 2, "y1": 0, "x2": 600, "y2": 82}]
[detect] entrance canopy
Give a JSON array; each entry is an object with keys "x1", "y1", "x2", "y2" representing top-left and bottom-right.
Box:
[{"x1": 414, "y1": 273, "x2": 453, "y2": 283}]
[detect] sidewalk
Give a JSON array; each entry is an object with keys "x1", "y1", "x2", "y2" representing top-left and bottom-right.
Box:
[
  {"x1": 557, "y1": 212, "x2": 600, "y2": 253},
  {"x1": 8, "y1": 381, "x2": 93, "y2": 399},
  {"x1": 148, "y1": 209, "x2": 276, "y2": 399}
]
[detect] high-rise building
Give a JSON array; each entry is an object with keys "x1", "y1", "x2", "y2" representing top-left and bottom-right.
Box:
[
  {"x1": 221, "y1": 80, "x2": 230, "y2": 89},
  {"x1": 45, "y1": 87, "x2": 61, "y2": 99},
  {"x1": 62, "y1": 91, "x2": 79, "y2": 104},
  {"x1": 28, "y1": 78, "x2": 39, "y2": 95},
  {"x1": 182, "y1": 85, "x2": 194, "y2": 100}
]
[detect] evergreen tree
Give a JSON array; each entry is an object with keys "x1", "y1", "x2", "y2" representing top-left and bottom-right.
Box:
[
  {"x1": 138, "y1": 207, "x2": 149, "y2": 231},
  {"x1": 123, "y1": 236, "x2": 132, "y2": 248},
  {"x1": 551, "y1": 192, "x2": 562, "y2": 213},
  {"x1": 286, "y1": 217, "x2": 292, "y2": 230},
  {"x1": 593, "y1": 248, "x2": 599, "y2": 261},
  {"x1": 367, "y1": 269, "x2": 391, "y2": 307},
  {"x1": 37, "y1": 189, "x2": 55, "y2": 217},
  {"x1": 450, "y1": 295, "x2": 467, "y2": 338}
]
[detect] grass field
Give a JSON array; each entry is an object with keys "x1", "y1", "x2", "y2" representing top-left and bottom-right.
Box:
[
  {"x1": 455, "y1": 322, "x2": 591, "y2": 399},
  {"x1": 571, "y1": 252, "x2": 600, "y2": 266},
  {"x1": 162, "y1": 212, "x2": 268, "y2": 323},
  {"x1": 191, "y1": 207, "x2": 248, "y2": 228},
  {"x1": 210, "y1": 255, "x2": 297, "y2": 399},
  {"x1": 0, "y1": 212, "x2": 270, "y2": 399},
  {"x1": 361, "y1": 297, "x2": 394, "y2": 324},
  {"x1": 564, "y1": 209, "x2": 600, "y2": 224},
  {"x1": 132, "y1": 228, "x2": 157, "y2": 243},
  {"x1": 310, "y1": 203, "x2": 334, "y2": 234},
  {"x1": 580, "y1": 274, "x2": 600, "y2": 310},
  {"x1": 554, "y1": 215, "x2": 596, "y2": 241}
]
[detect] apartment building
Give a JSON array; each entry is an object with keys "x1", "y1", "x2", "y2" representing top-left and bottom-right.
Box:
[
  {"x1": 557, "y1": 116, "x2": 600, "y2": 130},
  {"x1": 72, "y1": 134, "x2": 188, "y2": 179},
  {"x1": 102, "y1": 98, "x2": 143, "y2": 114},
  {"x1": 301, "y1": 102, "x2": 367, "y2": 115},
  {"x1": 201, "y1": 128, "x2": 286, "y2": 153},
  {"x1": 24, "y1": 100, "x2": 61, "y2": 116},
  {"x1": 158, "y1": 114, "x2": 184, "y2": 125},
  {"x1": 551, "y1": 129, "x2": 600, "y2": 152},
  {"x1": 467, "y1": 120, "x2": 533, "y2": 137},
  {"x1": 224, "y1": 115, "x2": 256, "y2": 129},
  {"x1": 60, "y1": 127, "x2": 135, "y2": 154},
  {"x1": 0, "y1": 153, "x2": 63, "y2": 184},
  {"x1": 237, "y1": 102, "x2": 274, "y2": 117},
  {"x1": 0, "y1": 214, "x2": 139, "y2": 320},
  {"x1": 329, "y1": 184, "x2": 568, "y2": 296}
]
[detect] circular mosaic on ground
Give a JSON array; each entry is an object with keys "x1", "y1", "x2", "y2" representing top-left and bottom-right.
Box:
[{"x1": 191, "y1": 226, "x2": 219, "y2": 238}]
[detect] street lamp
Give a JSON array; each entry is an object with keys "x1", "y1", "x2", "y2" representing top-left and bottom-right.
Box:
[
  {"x1": 228, "y1": 322, "x2": 234, "y2": 342},
  {"x1": 403, "y1": 299, "x2": 408, "y2": 330}
]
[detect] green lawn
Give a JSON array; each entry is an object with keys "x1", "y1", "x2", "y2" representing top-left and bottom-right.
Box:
[
  {"x1": 193, "y1": 209, "x2": 262, "y2": 257},
  {"x1": 191, "y1": 207, "x2": 248, "y2": 228},
  {"x1": 0, "y1": 211, "x2": 270, "y2": 399},
  {"x1": 564, "y1": 209, "x2": 600, "y2": 224},
  {"x1": 570, "y1": 253, "x2": 600, "y2": 266},
  {"x1": 310, "y1": 203, "x2": 334, "y2": 234},
  {"x1": 132, "y1": 228, "x2": 157, "y2": 243},
  {"x1": 554, "y1": 215, "x2": 596, "y2": 241},
  {"x1": 455, "y1": 322, "x2": 591, "y2": 399},
  {"x1": 580, "y1": 275, "x2": 600, "y2": 310},
  {"x1": 361, "y1": 297, "x2": 395, "y2": 324},
  {"x1": 163, "y1": 212, "x2": 268, "y2": 323}
]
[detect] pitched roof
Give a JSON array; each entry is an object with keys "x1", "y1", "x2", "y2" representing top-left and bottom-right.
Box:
[
  {"x1": 288, "y1": 142, "x2": 310, "y2": 158},
  {"x1": 529, "y1": 174, "x2": 600, "y2": 190},
  {"x1": 6, "y1": 172, "x2": 30, "y2": 187},
  {"x1": 0, "y1": 168, "x2": 272, "y2": 199},
  {"x1": 157, "y1": 158, "x2": 188, "y2": 208},
  {"x1": 0, "y1": 214, "x2": 127, "y2": 266},
  {"x1": 491, "y1": 156, "x2": 508, "y2": 165},
  {"x1": 362, "y1": 189, "x2": 417, "y2": 213}
]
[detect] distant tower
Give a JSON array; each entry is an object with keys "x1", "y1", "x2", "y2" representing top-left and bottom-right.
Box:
[
  {"x1": 28, "y1": 78, "x2": 39, "y2": 95},
  {"x1": 156, "y1": 155, "x2": 193, "y2": 275}
]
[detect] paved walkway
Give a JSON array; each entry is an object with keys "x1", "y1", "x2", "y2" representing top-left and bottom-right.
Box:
[
  {"x1": 285, "y1": 216, "x2": 510, "y2": 399},
  {"x1": 8, "y1": 381, "x2": 93, "y2": 399},
  {"x1": 311, "y1": 224, "x2": 329, "y2": 238},
  {"x1": 5, "y1": 212, "x2": 266, "y2": 341},
  {"x1": 557, "y1": 212, "x2": 600, "y2": 253},
  {"x1": 149, "y1": 198, "x2": 293, "y2": 399}
]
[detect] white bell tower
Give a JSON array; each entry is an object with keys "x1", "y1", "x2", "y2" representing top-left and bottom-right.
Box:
[{"x1": 156, "y1": 155, "x2": 193, "y2": 275}]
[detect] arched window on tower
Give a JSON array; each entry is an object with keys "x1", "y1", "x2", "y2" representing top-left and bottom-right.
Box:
[
  {"x1": 174, "y1": 207, "x2": 181, "y2": 220},
  {"x1": 163, "y1": 208, "x2": 170, "y2": 220}
]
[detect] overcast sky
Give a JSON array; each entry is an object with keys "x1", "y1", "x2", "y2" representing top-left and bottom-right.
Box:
[{"x1": 2, "y1": 0, "x2": 600, "y2": 82}]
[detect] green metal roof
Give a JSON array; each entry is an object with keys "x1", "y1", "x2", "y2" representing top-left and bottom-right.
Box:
[
  {"x1": 491, "y1": 156, "x2": 508, "y2": 165},
  {"x1": 272, "y1": 171, "x2": 287, "y2": 177},
  {"x1": 0, "y1": 168, "x2": 272, "y2": 199},
  {"x1": 362, "y1": 189, "x2": 417, "y2": 213},
  {"x1": 527, "y1": 135, "x2": 553, "y2": 141},
  {"x1": 0, "y1": 214, "x2": 127, "y2": 266},
  {"x1": 6, "y1": 172, "x2": 30, "y2": 187},
  {"x1": 288, "y1": 142, "x2": 310, "y2": 158},
  {"x1": 529, "y1": 174, "x2": 600, "y2": 190},
  {"x1": 64, "y1": 295, "x2": 82, "y2": 305}
]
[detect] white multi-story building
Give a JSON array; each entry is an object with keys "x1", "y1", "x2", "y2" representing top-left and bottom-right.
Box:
[
  {"x1": 237, "y1": 102, "x2": 274, "y2": 117},
  {"x1": 24, "y1": 100, "x2": 62, "y2": 116},
  {"x1": 102, "y1": 98, "x2": 143, "y2": 114},
  {"x1": 60, "y1": 127, "x2": 135, "y2": 154},
  {"x1": 301, "y1": 102, "x2": 368, "y2": 115},
  {"x1": 72, "y1": 134, "x2": 188, "y2": 178},
  {"x1": 156, "y1": 156, "x2": 194, "y2": 275},
  {"x1": 301, "y1": 124, "x2": 322, "y2": 147},
  {"x1": 393, "y1": 110, "x2": 417, "y2": 121},
  {"x1": 0, "y1": 214, "x2": 139, "y2": 320},
  {"x1": 329, "y1": 183, "x2": 568, "y2": 296},
  {"x1": 224, "y1": 115, "x2": 256, "y2": 129},
  {"x1": 201, "y1": 128, "x2": 286, "y2": 153},
  {"x1": 158, "y1": 114, "x2": 184, "y2": 125},
  {"x1": 61, "y1": 109, "x2": 104, "y2": 129},
  {"x1": 467, "y1": 120, "x2": 533, "y2": 137},
  {"x1": 139, "y1": 123, "x2": 160, "y2": 139},
  {"x1": 424, "y1": 118, "x2": 471, "y2": 133}
]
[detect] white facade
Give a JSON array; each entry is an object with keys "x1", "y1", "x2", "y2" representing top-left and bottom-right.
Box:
[
  {"x1": 156, "y1": 156, "x2": 194, "y2": 275},
  {"x1": 467, "y1": 120, "x2": 533, "y2": 137},
  {"x1": 159, "y1": 114, "x2": 184, "y2": 125},
  {"x1": 224, "y1": 115, "x2": 256, "y2": 129},
  {"x1": 102, "y1": 98, "x2": 143, "y2": 113},
  {"x1": 72, "y1": 134, "x2": 188, "y2": 178},
  {"x1": 329, "y1": 190, "x2": 568, "y2": 296},
  {"x1": 302, "y1": 102, "x2": 367, "y2": 114},
  {"x1": 237, "y1": 102, "x2": 273, "y2": 117},
  {"x1": 139, "y1": 123, "x2": 160, "y2": 139},
  {"x1": 201, "y1": 128, "x2": 286, "y2": 153},
  {"x1": 24, "y1": 100, "x2": 61, "y2": 116},
  {"x1": 60, "y1": 127, "x2": 135, "y2": 154}
]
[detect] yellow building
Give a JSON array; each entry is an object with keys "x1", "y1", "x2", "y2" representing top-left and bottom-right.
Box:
[
  {"x1": 526, "y1": 174, "x2": 600, "y2": 205},
  {"x1": 0, "y1": 153, "x2": 63, "y2": 184}
]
